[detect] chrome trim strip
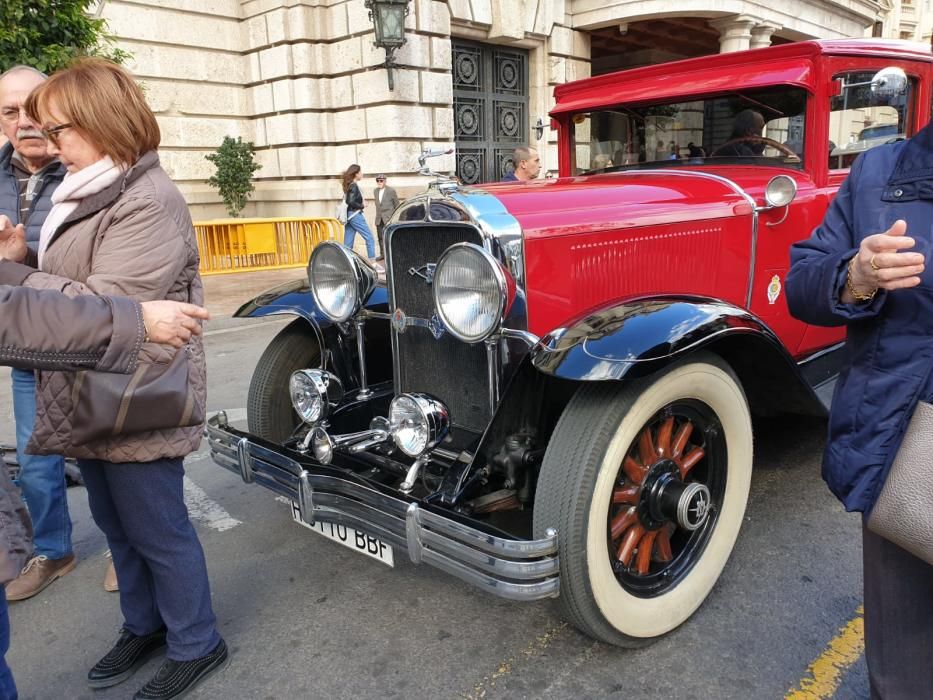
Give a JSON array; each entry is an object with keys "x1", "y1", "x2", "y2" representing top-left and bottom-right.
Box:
[
  {"x1": 485, "y1": 337, "x2": 499, "y2": 414},
  {"x1": 297, "y1": 470, "x2": 314, "y2": 525},
  {"x1": 354, "y1": 320, "x2": 373, "y2": 399},
  {"x1": 237, "y1": 438, "x2": 254, "y2": 483},
  {"x1": 206, "y1": 415, "x2": 559, "y2": 601},
  {"x1": 406, "y1": 503, "x2": 423, "y2": 565}
]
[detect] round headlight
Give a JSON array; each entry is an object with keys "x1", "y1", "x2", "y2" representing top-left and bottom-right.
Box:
[
  {"x1": 764, "y1": 175, "x2": 797, "y2": 208},
  {"x1": 433, "y1": 243, "x2": 513, "y2": 343},
  {"x1": 289, "y1": 370, "x2": 344, "y2": 425},
  {"x1": 388, "y1": 394, "x2": 450, "y2": 457},
  {"x1": 309, "y1": 242, "x2": 375, "y2": 322}
]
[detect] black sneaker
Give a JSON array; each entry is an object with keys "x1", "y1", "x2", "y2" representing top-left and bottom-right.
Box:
[
  {"x1": 134, "y1": 638, "x2": 228, "y2": 700},
  {"x1": 87, "y1": 627, "x2": 167, "y2": 688}
]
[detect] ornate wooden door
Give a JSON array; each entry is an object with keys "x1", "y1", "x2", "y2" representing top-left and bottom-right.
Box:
[{"x1": 453, "y1": 41, "x2": 529, "y2": 184}]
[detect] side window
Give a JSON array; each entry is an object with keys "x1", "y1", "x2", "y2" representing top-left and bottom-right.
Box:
[{"x1": 829, "y1": 70, "x2": 913, "y2": 171}]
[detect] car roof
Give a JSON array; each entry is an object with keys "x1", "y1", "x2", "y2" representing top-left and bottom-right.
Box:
[{"x1": 552, "y1": 39, "x2": 932, "y2": 117}]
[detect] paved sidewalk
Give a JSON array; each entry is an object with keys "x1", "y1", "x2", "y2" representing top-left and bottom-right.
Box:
[{"x1": 201, "y1": 267, "x2": 307, "y2": 330}]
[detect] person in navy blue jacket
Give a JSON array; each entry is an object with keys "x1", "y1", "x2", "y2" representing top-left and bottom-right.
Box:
[{"x1": 787, "y1": 125, "x2": 933, "y2": 698}]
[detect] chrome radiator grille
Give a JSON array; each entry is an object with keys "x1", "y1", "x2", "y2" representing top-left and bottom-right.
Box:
[{"x1": 388, "y1": 225, "x2": 489, "y2": 433}]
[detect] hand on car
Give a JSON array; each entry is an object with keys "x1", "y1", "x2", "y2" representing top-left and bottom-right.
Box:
[
  {"x1": 141, "y1": 300, "x2": 211, "y2": 348},
  {"x1": 845, "y1": 220, "x2": 925, "y2": 300},
  {"x1": 0, "y1": 216, "x2": 28, "y2": 263}
]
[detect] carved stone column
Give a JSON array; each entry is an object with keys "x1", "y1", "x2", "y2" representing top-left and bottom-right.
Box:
[
  {"x1": 709, "y1": 15, "x2": 760, "y2": 53},
  {"x1": 750, "y1": 23, "x2": 782, "y2": 50}
]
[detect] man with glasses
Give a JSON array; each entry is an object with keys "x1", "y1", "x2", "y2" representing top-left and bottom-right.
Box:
[{"x1": 0, "y1": 65, "x2": 73, "y2": 601}]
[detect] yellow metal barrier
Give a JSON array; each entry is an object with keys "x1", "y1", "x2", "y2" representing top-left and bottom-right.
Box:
[{"x1": 194, "y1": 217, "x2": 341, "y2": 275}]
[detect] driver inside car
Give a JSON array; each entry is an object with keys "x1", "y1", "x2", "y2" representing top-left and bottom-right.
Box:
[{"x1": 715, "y1": 109, "x2": 767, "y2": 157}]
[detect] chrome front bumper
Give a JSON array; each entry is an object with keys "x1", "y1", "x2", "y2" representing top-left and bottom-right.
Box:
[{"x1": 206, "y1": 413, "x2": 560, "y2": 601}]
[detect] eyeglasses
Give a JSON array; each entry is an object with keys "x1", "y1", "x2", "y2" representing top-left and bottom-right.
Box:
[
  {"x1": 42, "y1": 123, "x2": 73, "y2": 146},
  {"x1": 0, "y1": 107, "x2": 28, "y2": 124},
  {"x1": 376, "y1": 178, "x2": 386, "y2": 182}
]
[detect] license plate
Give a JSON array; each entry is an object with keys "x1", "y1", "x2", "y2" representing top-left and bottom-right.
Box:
[{"x1": 290, "y1": 502, "x2": 394, "y2": 567}]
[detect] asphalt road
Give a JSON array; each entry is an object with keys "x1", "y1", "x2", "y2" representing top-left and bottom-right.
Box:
[{"x1": 0, "y1": 319, "x2": 870, "y2": 700}]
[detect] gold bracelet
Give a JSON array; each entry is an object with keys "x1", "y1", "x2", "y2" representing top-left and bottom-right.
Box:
[{"x1": 846, "y1": 256, "x2": 878, "y2": 302}]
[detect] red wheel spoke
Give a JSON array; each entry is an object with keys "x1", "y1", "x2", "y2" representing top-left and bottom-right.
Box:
[
  {"x1": 636, "y1": 530, "x2": 659, "y2": 575},
  {"x1": 612, "y1": 485, "x2": 639, "y2": 505},
  {"x1": 679, "y1": 446, "x2": 705, "y2": 478},
  {"x1": 622, "y1": 457, "x2": 647, "y2": 485},
  {"x1": 637, "y1": 427, "x2": 656, "y2": 465},
  {"x1": 672, "y1": 422, "x2": 693, "y2": 459},
  {"x1": 616, "y1": 523, "x2": 646, "y2": 566},
  {"x1": 655, "y1": 527, "x2": 673, "y2": 562},
  {"x1": 657, "y1": 416, "x2": 674, "y2": 457},
  {"x1": 610, "y1": 506, "x2": 638, "y2": 540}
]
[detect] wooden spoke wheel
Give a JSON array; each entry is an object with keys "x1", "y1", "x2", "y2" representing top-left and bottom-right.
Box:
[{"x1": 533, "y1": 354, "x2": 752, "y2": 646}]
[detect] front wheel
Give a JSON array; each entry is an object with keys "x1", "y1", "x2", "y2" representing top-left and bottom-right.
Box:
[{"x1": 533, "y1": 354, "x2": 752, "y2": 647}]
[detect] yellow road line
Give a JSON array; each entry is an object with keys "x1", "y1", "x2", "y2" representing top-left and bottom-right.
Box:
[{"x1": 785, "y1": 605, "x2": 865, "y2": 700}]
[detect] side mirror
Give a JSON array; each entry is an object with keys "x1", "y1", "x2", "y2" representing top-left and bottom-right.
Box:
[{"x1": 871, "y1": 67, "x2": 908, "y2": 97}]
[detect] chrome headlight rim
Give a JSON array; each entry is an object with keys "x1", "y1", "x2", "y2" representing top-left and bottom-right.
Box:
[
  {"x1": 432, "y1": 242, "x2": 512, "y2": 344},
  {"x1": 289, "y1": 369, "x2": 345, "y2": 425},
  {"x1": 388, "y1": 393, "x2": 450, "y2": 457},
  {"x1": 308, "y1": 241, "x2": 377, "y2": 323}
]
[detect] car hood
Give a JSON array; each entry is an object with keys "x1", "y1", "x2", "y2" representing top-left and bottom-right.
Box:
[{"x1": 475, "y1": 170, "x2": 756, "y2": 240}]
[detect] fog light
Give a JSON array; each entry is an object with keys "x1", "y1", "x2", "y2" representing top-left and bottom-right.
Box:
[
  {"x1": 289, "y1": 370, "x2": 344, "y2": 425},
  {"x1": 311, "y1": 427, "x2": 334, "y2": 464},
  {"x1": 388, "y1": 394, "x2": 450, "y2": 457}
]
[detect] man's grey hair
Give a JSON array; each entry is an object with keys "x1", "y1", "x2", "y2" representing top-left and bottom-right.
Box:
[
  {"x1": 513, "y1": 145, "x2": 537, "y2": 164},
  {"x1": 0, "y1": 65, "x2": 48, "y2": 83}
]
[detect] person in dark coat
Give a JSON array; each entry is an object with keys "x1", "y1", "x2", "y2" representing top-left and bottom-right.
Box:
[
  {"x1": 0, "y1": 64, "x2": 73, "y2": 603},
  {"x1": 372, "y1": 174, "x2": 399, "y2": 250},
  {"x1": 714, "y1": 109, "x2": 766, "y2": 158},
  {"x1": 786, "y1": 123, "x2": 933, "y2": 698}
]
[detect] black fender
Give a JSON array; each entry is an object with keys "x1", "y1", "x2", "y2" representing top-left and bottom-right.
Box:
[
  {"x1": 531, "y1": 295, "x2": 828, "y2": 417},
  {"x1": 234, "y1": 279, "x2": 392, "y2": 388}
]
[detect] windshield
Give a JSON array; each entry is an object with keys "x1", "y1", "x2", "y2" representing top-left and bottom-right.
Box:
[{"x1": 571, "y1": 85, "x2": 808, "y2": 174}]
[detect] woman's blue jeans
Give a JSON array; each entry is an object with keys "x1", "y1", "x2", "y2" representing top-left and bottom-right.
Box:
[
  {"x1": 10, "y1": 368, "x2": 72, "y2": 560},
  {"x1": 343, "y1": 213, "x2": 376, "y2": 258}
]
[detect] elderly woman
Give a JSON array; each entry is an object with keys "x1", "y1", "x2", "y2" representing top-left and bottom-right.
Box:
[
  {"x1": 786, "y1": 125, "x2": 932, "y2": 697},
  {"x1": 0, "y1": 58, "x2": 226, "y2": 700}
]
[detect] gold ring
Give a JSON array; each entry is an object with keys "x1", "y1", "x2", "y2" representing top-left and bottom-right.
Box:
[{"x1": 870, "y1": 255, "x2": 880, "y2": 271}]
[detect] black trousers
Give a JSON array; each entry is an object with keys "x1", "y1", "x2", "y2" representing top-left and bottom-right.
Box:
[{"x1": 863, "y1": 524, "x2": 933, "y2": 699}]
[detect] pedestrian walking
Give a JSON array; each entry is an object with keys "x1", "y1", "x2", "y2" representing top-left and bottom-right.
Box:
[
  {"x1": 373, "y1": 174, "x2": 399, "y2": 251},
  {"x1": 342, "y1": 164, "x2": 376, "y2": 259},
  {"x1": 0, "y1": 65, "x2": 74, "y2": 603},
  {"x1": 0, "y1": 58, "x2": 227, "y2": 700},
  {"x1": 786, "y1": 121, "x2": 933, "y2": 698}
]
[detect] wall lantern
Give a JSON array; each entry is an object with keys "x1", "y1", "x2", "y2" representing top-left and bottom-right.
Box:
[{"x1": 364, "y1": 0, "x2": 411, "y2": 90}]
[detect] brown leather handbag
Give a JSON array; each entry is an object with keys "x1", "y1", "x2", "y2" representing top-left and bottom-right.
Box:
[
  {"x1": 867, "y1": 400, "x2": 933, "y2": 565},
  {"x1": 70, "y1": 347, "x2": 203, "y2": 446}
]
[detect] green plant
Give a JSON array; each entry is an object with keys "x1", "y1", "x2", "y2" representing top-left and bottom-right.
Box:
[
  {"x1": 205, "y1": 136, "x2": 262, "y2": 218},
  {"x1": 0, "y1": 0, "x2": 130, "y2": 73}
]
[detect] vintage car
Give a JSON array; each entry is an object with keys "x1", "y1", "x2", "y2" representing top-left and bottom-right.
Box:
[{"x1": 207, "y1": 39, "x2": 932, "y2": 647}]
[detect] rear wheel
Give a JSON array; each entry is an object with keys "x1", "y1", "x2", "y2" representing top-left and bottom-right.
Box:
[
  {"x1": 533, "y1": 354, "x2": 752, "y2": 646},
  {"x1": 247, "y1": 319, "x2": 321, "y2": 442}
]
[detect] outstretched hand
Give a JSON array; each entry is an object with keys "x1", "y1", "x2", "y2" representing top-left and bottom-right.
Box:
[
  {"x1": 0, "y1": 216, "x2": 27, "y2": 263},
  {"x1": 141, "y1": 301, "x2": 211, "y2": 348},
  {"x1": 848, "y1": 220, "x2": 925, "y2": 296}
]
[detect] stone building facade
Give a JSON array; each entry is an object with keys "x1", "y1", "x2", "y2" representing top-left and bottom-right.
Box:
[{"x1": 95, "y1": 0, "x2": 897, "y2": 220}]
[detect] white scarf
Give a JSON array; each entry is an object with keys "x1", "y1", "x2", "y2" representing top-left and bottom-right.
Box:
[{"x1": 38, "y1": 156, "x2": 125, "y2": 269}]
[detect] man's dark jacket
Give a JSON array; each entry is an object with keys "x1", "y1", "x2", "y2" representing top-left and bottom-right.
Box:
[
  {"x1": 0, "y1": 263, "x2": 144, "y2": 373},
  {"x1": 0, "y1": 141, "x2": 66, "y2": 252},
  {"x1": 787, "y1": 123, "x2": 933, "y2": 514}
]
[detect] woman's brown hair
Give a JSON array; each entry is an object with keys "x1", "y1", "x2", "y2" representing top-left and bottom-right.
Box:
[
  {"x1": 25, "y1": 58, "x2": 160, "y2": 167},
  {"x1": 341, "y1": 164, "x2": 361, "y2": 193}
]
